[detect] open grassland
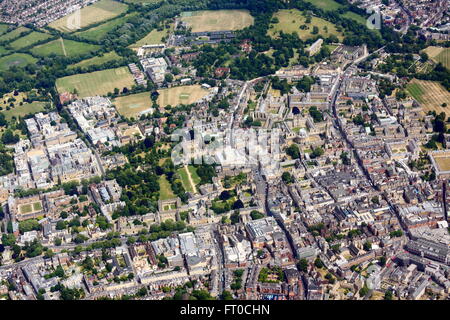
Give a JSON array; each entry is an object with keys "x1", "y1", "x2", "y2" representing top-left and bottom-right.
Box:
[
  {"x1": 56, "y1": 66, "x2": 135, "y2": 97},
  {"x1": 423, "y1": 46, "x2": 450, "y2": 70},
  {"x1": 159, "y1": 175, "x2": 176, "y2": 200},
  {"x1": 113, "y1": 91, "x2": 153, "y2": 118},
  {"x1": 76, "y1": 13, "x2": 137, "y2": 41},
  {"x1": 0, "y1": 24, "x2": 10, "y2": 36},
  {"x1": 268, "y1": 9, "x2": 343, "y2": 41},
  {"x1": 157, "y1": 85, "x2": 210, "y2": 108},
  {"x1": 180, "y1": 10, "x2": 254, "y2": 33},
  {"x1": 0, "y1": 27, "x2": 30, "y2": 42},
  {"x1": 130, "y1": 23, "x2": 173, "y2": 48},
  {"x1": 303, "y1": 0, "x2": 343, "y2": 11},
  {"x1": 0, "y1": 53, "x2": 37, "y2": 71},
  {"x1": 49, "y1": 0, "x2": 128, "y2": 33},
  {"x1": 9, "y1": 31, "x2": 53, "y2": 50},
  {"x1": 0, "y1": 46, "x2": 10, "y2": 56},
  {"x1": 69, "y1": 51, "x2": 122, "y2": 69},
  {"x1": 407, "y1": 79, "x2": 450, "y2": 114},
  {"x1": 31, "y1": 38, "x2": 100, "y2": 57}
]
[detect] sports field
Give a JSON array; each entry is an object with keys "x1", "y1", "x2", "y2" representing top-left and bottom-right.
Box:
[
  {"x1": 76, "y1": 13, "x2": 137, "y2": 41},
  {"x1": 130, "y1": 23, "x2": 173, "y2": 48},
  {"x1": 0, "y1": 27, "x2": 30, "y2": 42},
  {"x1": 157, "y1": 85, "x2": 210, "y2": 108},
  {"x1": 406, "y1": 79, "x2": 450, "y2": 114},
  {"x1": 56, "y1": 67, "x2": 135, "y2": 97},
  {"x1": 31, "y1": 38, "x2": 100, "y2": 57},
  {"x1": 113, "y1": 91, "x2": 153, "y2": 118},
  {"x1": 268, "y1": 9, "x2": 343, "y2": 41},
  {"x1": 0, "y1": 53, "x2": 37, "y2": 71},
  {"x1": 180, "y1": 10, "x2": 254, "y2": 33},
  {"x1": 303, "y1": 0, "x2": 343, "y2": 11},
  {"x1": 49, "y1": 0, "x2": 128, "y2": 32},
  {"x1": 69, "y1": 51, "x2": 122, "y2": 69},
  {"x1": 423, "y1": 46, "x2": 450, "y2": 70}
]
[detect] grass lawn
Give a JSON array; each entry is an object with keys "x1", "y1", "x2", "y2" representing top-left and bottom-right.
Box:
[
  {"x1": 157, "y1": 85, "x2": 210, "y2": 108},
  {"x1": 177, "y1": 167, "x2": 194, "y2": 193},
  {"x1": 49, "y1": 0, "x2": 128, "y2": 32},
  {"x1": 129, "y1": 23, "x2": 173, "y2": 48},
  {"x1": 423, "y1": 46, "x2": 450, "y2": 70},
  {"x1": 303, "y1": 0, "x2": 343, "y2": 11},
  {"x1": 31, "y1": 38, "x2": 100, "y2": 57},
  {"x1": 56, "y1": 66, "x2": 135, "y2": 97},
  {"x1": 159, "y1": 175, "x2": 176, "y2": 200},
  {"x1": 123, "y1": 0, "x2": 162, "y2": 3},
  {"x1": 180, "y1": 10, "x2": 254, "y2": 33},
  {"x1": 76, "y1": 13, "x2": 137, "y2": 41},
  {"x1": 113, "y1": 91, "x2": 153, "y2": 119},
  {"x1": 341, "y1": 11, "x2": 367, "y2": 25},
  {"x1": 1, "y1": 101, "x2": 47, "y2": 121},
  {"x1": 9, "y1": 31, "x2": 53, "y2": 50},
  {"x1": 19, "y1": 204, "x2": 33, "y2": 214},
  {"x1": 0, "y1": 27, "x2": 30, "y2": 42},
  {"x1": 69, "y1": 51, "x2": 122, "y2": 69},
  {"x1": 188, "y1": 165, "x2": 201, "y2": 185},
  {"x1": 268, "y1": 9, "x2": 343, "y2": 41},
  {"x1": 0, "y1": 53, "x2": 37, "y2": 71},
  {"x1": 407, "y1": 79, "x2": 450, "y2": 114}
]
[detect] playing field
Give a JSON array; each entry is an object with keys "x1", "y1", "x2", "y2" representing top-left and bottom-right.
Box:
[
  {"x1": 56, "y1": 67, "x2": 135, "y2": 97},
  {"x1": 268, "y1": 9, "x2": 343, "y2": 41},
  {"x1": 31, "y1": 38, "x2": 100, "y2": 57},
  {"x1": 69, "y1": 51, "x2": 122, "y2": 69},
  {"x1": 113, "y1": 91, "x2": 153, "y2": 118},
  {"x1": 9, "y1": 31, "x2": 53, "y2": 50},
  {"x1": 19, "y1": 201, "x2": 43, "y2": 215},
  {"x1": 423, "y1": 46, "x2": 450, "y2": 70},
  {"x1": 180, "y1": 10, "x2": 254, "y2": 33},
  {"x1": 157, "y1": 85, "x2": 210, "y2": 108},
  {"x1": 76, "y1": 13, "x2": 137, "y2": 41},
  {"x1": 0, "y1": 53, "x2": 37, "y2": 71},
  {"x1": 303, "y1": 0, "x2": 343, "y2": 11},
  {"x1": 49, "y1": 0, "x2": 128, "y2": 33},
  {"x1": 130, "y1": 23, "x2": 173, "y2": 48},
  {"x1": 0, "y1": 26, "x2": 30, "y2": 42},
  {"x1": 407, "y1": 79, "x2": 450, "y2": 114}
]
